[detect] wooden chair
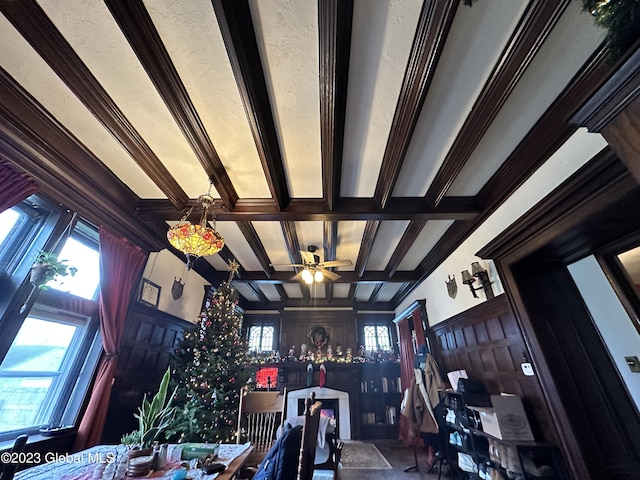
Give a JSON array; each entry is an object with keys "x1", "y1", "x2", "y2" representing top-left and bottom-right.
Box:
[
  {"x1": 0, "y1": 434, "x2": 28, "y2": 480},
  {"x1": 297, "y1": 393, "x2": 322, "y2": 480},
  {"x1": 237, "y1": 389, "x2": 287, "y2": 468}
]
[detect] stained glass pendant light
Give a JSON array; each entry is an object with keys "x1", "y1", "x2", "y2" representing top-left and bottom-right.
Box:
[{"x1": 167, "y1": 183, "x2": 224, "y2": 270}]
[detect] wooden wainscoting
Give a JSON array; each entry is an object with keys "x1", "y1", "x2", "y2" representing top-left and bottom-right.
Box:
[
  {"x1": 101, "y1": 303, "x2": 191, "y2": 444},
  {"x1": 430, "y1": 294, "x2": 557, "y2": 444}
]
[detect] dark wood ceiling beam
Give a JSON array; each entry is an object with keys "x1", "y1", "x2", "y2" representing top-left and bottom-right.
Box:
[
  {"x1": 347, "y1": 284, "x2": 357, "y2": 304},
  {"x1": 136, "y1": 196, "x2": 480, "y2": 221},
  {"x1": 214, "y1": 245, "x2": 269, "y2": 303},
  {"x1": 425, "y1": 0, "x2": 571, "y2": 207},
  {"x1": 235, "y1": 221, "x2": 273, "y2": 277},
  {"x1": 368, "y1": 283, "x2": 384, "y2": 304},
  {"x1": 245, "y1": 283, "x2": 270, "y2": 304},
  {"x1": 390, "y1": 283, "x2": 415, "y2": 307},
  {"x1": 323, "y1": 221, "x2": 338, "y2": 301},
  {"x1": 280, "y1": 221, "x2": 310, "y2": 302},
  {"x1": 373, "y1": 0, "x2": 458, "y2": 208},
  {"x1": 281, "y1": 221, "x2": 303, "y2": 265},
  {"x1": 275, "y1": 284, "x2": 290, "y2": 303},
  {"x1": 355, "y1": 221, "x2": 380, "y2": 277},
  {"x1": 243, "y1": 299, "x2": 394, "y2": 311},
  {"x1": 105, "y1": 0, "x2": 239, "y2": 210},
  {"x1": 319, "y1": 0, "x2": 353, "y2": 210},
  {"x1": 231, "y1": 270, "x2": 416, "y2": 283},
  {"x1": 212, "y1": 0, "x2": 290, "y2": 210},
  {"x1": 0, "y1": 0, "x2": 189, "y2": 210},
  {"x1": 0, "y1": 70, "x2": 164, "y2": 252},
  {"x1": 385, "y1": 220, "x2": 428, "y2": 277}
]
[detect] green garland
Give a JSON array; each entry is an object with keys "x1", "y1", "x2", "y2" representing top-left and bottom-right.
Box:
[{"x1": 582, "y1": 0, "x2": 640, "y2": 60}]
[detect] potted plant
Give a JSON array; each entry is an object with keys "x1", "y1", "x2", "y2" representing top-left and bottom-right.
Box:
[
  {"x1": 30, "y1": 251, "x2": 78, "y2": 289},
  {"x1": 122, "y1": 367, "x2": 177, "y2": 451}
]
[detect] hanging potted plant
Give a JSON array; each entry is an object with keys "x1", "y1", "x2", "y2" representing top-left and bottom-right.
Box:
[{"x1": 30, "y1": 251, "x2": 78, "y2": 289}]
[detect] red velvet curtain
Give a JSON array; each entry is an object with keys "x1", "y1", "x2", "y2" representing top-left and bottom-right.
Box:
[
  {"x1": 73, "y1": 227, "x2": 147, "y2": 451},
  {"x1": 398, "y1": 305, "x2": 430, "y2": 446},
  {"x1": 397, "y1": 317, "x2": 417, "y2": 445},
  {"x1": 0, "y1": 160, "x2": 39, "y2": 212}
]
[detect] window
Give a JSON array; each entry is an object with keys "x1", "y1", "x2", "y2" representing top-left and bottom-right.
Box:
[
  {"x1": 248, "y1": 325, "x2": 275, "y2": 353},
  {"x1": 48, "y1": 224, "x2": 101, "y2": 300},
  {"x1": 0, "y1": 309, "x2": 97, "y2": 433},
  {"x1": 0, "y1": 201, "x2": 48, "y2": 275},
  {"x1": 363, "y1": 325, "x2": 392, "y2": 353},
  {"x1": 0, "y1": 197, "x2": 102, "y2": 440}
]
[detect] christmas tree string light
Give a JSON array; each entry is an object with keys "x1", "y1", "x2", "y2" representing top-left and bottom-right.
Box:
[{"x1": 167, "y1": 261, "x2": 252, "y2": 443}]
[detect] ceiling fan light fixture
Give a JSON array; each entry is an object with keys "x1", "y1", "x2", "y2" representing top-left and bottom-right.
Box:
[
  {"x1": 314, "y1": 270, "x2": 323, "y2": 283},
  {"x1": 301, "y1": 268, "x2": 314, "y2": 284}
]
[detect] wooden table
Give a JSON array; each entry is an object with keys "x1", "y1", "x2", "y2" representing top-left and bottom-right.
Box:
[
  {"x1": 14, "y1": 444, "x2": 254, "y2": 480},
  {"x1": 216, "y1": 445, "x2": 253, "y2": 480}
]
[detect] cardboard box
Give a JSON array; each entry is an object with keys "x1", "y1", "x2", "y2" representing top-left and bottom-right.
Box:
[
  {"x1": 469, "y1": 394, "x2": 534, "y2": 441},
  {"x1": 180, "y1": 443, "x2": 219, "y2": 460}
]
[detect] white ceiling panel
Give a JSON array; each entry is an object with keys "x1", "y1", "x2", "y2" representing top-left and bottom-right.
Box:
[
  {"x1": 215, "y1": 221, "x2": 263, "y2": 271},
  {"x1": 38, "y1": 0, "x2": 210, "y2": 198},
  {"x1": 252, "y1": 221, "x2": 293, "y2": 271},
  {"x1": 341, "y1": 0, "x2": 423, "y2": 197},
  {"x1": 249, "y1": 0, "x2": 322, "y2": 198},
  {"x1": 233, "y1": 282, "x2": 260, "y2": 302},
  {"x1": 367, "y1": 221, "x2": 410, "y2": 270},
  {"x1": 332, "y1": 284, "x2": 351, "y2": 299},
  {"x1": 398, "y1": 220, "x2": 454, "y2": 270},
  {"x1": 355, "y1": 283, "x2": 377, "y2": 302},
  {"x1": 448, "y1": 1, "x2": 605, "y2": 195},
  {"x1": 394, "y1": 0, "x2": 527, "y2": 196},
  {"x1": 296, "y1": 221, "x2": 325, "y2": 260},
  {"x1": 336, "y1": 221, "x2": 366, "y2": 271},
  {"x1": 258, "y1": 283, "x2": 281, "y2": 302},
  {"x1": 283, "y1": 283, "x2": 303, "y2": 299},
  {"x1": 0, "y1": 16, "x2": 164, "y2": 198},
  {"x1": 146, "y1": 0, "x2": 271, "y2": 199},
  {"x1": 376, "y1": 283, "x2": 401, "y2": 302}
]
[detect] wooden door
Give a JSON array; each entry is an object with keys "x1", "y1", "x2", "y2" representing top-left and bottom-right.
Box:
[{"x1": 513, "y1": 258, "x2": 640, "y2": 479}]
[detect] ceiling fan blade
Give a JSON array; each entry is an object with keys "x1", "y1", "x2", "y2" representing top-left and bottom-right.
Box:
[
  {"x1": 320, "y1": 259, "x2": 352, "y2": 268},
  {"x1": 290, "y1": 271, "x2": 304, "y2": 281},
  {"x1": 300, "y1": 251, "x2": 316, "y2": 264},
  {"x1": 318, "y1": 267, "x2": 340, "y2": 281}
]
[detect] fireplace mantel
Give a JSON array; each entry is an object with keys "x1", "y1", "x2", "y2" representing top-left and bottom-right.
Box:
[{"x1": 251, "y1": 361, "x2": 402, "y2": 440}]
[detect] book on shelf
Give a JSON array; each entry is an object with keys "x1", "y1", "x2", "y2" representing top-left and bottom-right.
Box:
[
  {"x1": 385, "y1": 406, "x2": 397, "y2": 425},
  {"x1": 361, "y1": 412, "x2": 376, "y2": 425}
]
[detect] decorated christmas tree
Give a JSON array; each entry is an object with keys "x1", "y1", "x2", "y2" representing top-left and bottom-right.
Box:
[{"x1": 168, "y1": 261, "x2": 252, "y2": 443}]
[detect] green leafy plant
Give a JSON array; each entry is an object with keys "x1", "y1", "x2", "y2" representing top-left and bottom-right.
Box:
[
  {"x1": 30, "y1": 251, "x2": 78, "y2": 289},
  {"x1": 122, "y1": 367, "x2": 177, "y2": 448},
  {"x1": 120, "y1": 430, "x2": 142, "y2": 447}
]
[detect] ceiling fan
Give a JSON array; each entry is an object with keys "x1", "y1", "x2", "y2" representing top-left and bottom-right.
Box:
[{"x1": 271, "y1": 245, "x2": 353, "y2": 283}]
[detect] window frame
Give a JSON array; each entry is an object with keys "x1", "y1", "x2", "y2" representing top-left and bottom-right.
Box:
[
  {"x1": 247, "y1": 324, "x2": 276, "y2": 353},
  {"x1": 363, "y1": 324, "x2": 393, "y2": 353},
  {"x1": 0, "y1": 195, "x2": 102, "y2": 440}
]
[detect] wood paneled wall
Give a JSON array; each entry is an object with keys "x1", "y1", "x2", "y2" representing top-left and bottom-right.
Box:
[
  {"x1": 244, "y1": 310, "x2": 396, "y2": 358},
  {"x1": 430, "y1": 294, "x2": 556, "y2": 444},
  {"x1": 101, "y1": 303, "x2": 191, "y2": 444}
]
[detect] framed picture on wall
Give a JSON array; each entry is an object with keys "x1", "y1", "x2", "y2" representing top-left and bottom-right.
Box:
[{"x1": 139, "y1": 278, "x2": 161, "y2": 307}]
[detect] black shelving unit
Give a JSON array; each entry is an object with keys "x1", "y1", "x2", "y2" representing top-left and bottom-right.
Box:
[
  {"x1": 440, "y1": 391, "x2": 567, "y2": 480},
  {"x1": 359, "y1": 362, "x2": 402, "y2": 439}
]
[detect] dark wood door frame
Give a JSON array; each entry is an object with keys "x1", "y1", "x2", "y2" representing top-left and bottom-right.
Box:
[{"x1": 478, "y1": 150, "x2": 640, "y2": 479}]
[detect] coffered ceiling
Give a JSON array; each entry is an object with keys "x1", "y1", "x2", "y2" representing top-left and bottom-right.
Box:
[{"x1": 0, "y1": 0, "x2": 614, "y2": 310}]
